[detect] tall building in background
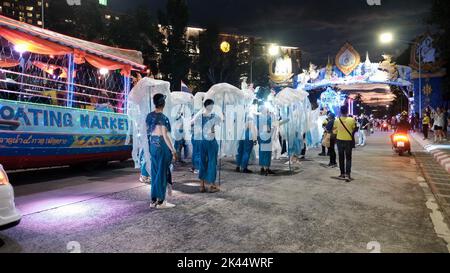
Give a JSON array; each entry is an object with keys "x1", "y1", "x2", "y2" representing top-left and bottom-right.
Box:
[
  {"x1": 159, "y1": 25, "x2": 301, "y2": 85},
  {"x1": 0, "y1": 0, "x2": 119, "y2": 28},
  {"x1": 0, "y1": 0, "x2": 49, "y2": 26}
]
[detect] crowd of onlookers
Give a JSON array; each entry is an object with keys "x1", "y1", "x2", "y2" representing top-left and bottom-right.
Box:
[{"x1": 370, "y1": 106, "x2": 449, "y2": 143}]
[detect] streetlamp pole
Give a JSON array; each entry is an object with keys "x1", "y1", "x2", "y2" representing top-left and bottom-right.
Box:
[
  {"x1": 379, "y1": 34, "x2": 423, "y2": 118},
  {"x1": 41, "y1": 0, "x2": 45, "y2": 29},
  {"x1": 418, "y1": 50, "x2": 422, "y2": 118}
]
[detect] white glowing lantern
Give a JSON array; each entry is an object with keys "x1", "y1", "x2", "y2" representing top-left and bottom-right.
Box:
[
  {"x1": 99, "y1": 68, "x2": 109, "y2": 76},
  {"x1": 14, "y1": 44, "x2": 28, "y2": 54}
]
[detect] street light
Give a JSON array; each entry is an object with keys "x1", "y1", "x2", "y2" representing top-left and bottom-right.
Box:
[
  {"x1": 379, "y1": 32, "x2": 393, "y2": 44},
  {"x1": 378, "y1": 32, "x2": 422, "y2": 118},
  {"x1": 268, "y1": 44, "x2": 280, "y2": 57}
]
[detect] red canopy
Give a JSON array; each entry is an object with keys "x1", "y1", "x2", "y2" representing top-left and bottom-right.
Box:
[{"x1": 0, "y1": 15, "x2": 145, "y2": 76}]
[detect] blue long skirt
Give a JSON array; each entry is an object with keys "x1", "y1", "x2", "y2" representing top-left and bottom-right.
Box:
[
  {"x1": 192, "y1": 139, "x2": 201, "y2": 170},
  {"x1": 236, "y1": 140, "x2": 254, "y2": 169},
  {"x1": 140, "y1": 151, "x2": 150, "y2": 177},
  {"x1": 150, "y1": 136, "x2": 172, "y2": 202},
  {"x1": 199, "y1": 139, "x2": 218, "y2": 184},
  {"x1": 258, "y1": 139, "x2": 272, "y2": 168}
]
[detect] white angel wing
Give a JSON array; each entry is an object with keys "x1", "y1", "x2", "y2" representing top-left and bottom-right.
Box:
[
  {"x1": 171, "y1": 92, "x2": 194, "y2": 106},
  {"x1": 194, "y1": 92, "x2": 206, "y2": 111},
  {"x1": 127, "y1": 77, "x2": 171, "y2": 175}
]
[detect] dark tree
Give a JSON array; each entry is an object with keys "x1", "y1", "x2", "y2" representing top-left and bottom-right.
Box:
[
  {"x1": 196, "y1": 24, "x2": 240, "y2": 92},
  {"x1": 105, "y1": 6, "x2": 163, "y2": 73},
  {"x1": 47, "y1": 0, "x2": 105, "y2": 42},
  {"x1": 389, "y1": 86, "x2": 409, "y2": 116},
  {"x1": 158, "y1": 0, "x2": 191, "y2": 91},
  {"x1": 46, "y1": 0, "x2": 76, "y2": 35},
  {"x1": 249, "y1": 43, "x2": 270, "y2": 87}
]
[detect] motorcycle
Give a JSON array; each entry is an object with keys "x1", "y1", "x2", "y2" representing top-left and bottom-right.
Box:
[
  {"x1": 381, "y1": 122, "x2": 389, "y2": 132},
  {"x1": 392, "y1": 133, "x2": 411, "y2": 156}
]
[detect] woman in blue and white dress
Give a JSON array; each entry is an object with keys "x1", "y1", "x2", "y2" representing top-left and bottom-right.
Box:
[
  {"x1": 192, "y1": 99, "x2": 222, "y2": 193},
  {"x1": 146, "y1": 94, "x2": 177, "y2": 209}
]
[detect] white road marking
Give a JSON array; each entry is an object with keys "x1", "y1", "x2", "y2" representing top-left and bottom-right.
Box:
[{"x1": 418, "y1": 179, "x2": 450, "y2": 253}]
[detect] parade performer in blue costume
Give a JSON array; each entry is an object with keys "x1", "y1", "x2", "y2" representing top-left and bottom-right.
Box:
[
  {"x1": 146, "y1": 94, "x2": 177, "y2": 209},
  {"x1": 139, "y1": 150, "x2": 150, "y2": 184},
  {"x1": 236, "y1": 112, "x2": 257, "y2": 173},
  {"x1": 191, "y1": 129, "x2": 201, "y2": 174},
  {"x1": 192, "y1": 99, "x2": 222, "y2": 193},
  {"x1": 257, "y1": 105, "x2": 275, "y2": 176},
  {"x1": 174, "y1": 113, "x2": 189, "y2": 164}
]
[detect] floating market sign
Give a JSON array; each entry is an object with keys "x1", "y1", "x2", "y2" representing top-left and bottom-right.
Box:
[{"x1": 0, "y1": 99, "x2": 129, "y2": 135}]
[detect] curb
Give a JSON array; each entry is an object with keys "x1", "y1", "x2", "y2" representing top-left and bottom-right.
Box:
[{"x1": 411, "y1": 133, "x2": 450, "y2": 174}]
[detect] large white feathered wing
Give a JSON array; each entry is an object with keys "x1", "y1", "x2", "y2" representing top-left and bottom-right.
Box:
[{"x1": 127, "y1": 78, "x2": 171, "y2": 175}]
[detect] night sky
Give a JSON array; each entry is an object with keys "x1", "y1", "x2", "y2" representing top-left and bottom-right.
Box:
[{"x1": 109, "y1": 0, "x2": 432, "y2": 67}]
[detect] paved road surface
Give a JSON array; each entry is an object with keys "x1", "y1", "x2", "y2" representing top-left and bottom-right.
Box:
[{"x1": 0, "y1": 132, "x2": 449, "y2": 253}]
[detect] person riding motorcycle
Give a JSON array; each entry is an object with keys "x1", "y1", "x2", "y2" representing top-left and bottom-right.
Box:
[
  {"x1": 396, "y1": 112, "x2": 411, "y2": 134},
  {"x1": 391, "y1": 112, "x2": 412, "y2": 155}
]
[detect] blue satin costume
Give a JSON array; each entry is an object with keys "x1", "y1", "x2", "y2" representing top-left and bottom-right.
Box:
[
  {"x1": 257, "y1": 114, "x2": 272, "y2": 168},
  {"x1": 174, "y1": 124, "x2": 189, "y2": 160},
  {"x1": 236, "y1": 114, "x2": 254, "y2": 170},
  {"x1": 191, "y1": 123, "x2": 202, "y2": 171},
  {"x1": 199, "y1": 113, "x2": 219, "y2": 184},
  {"x1": 140, "y1": 150, "x2": 149, "y2": 178},
  {"x1": 146, "y1": 112, "x2": 172, "y2": 202}
]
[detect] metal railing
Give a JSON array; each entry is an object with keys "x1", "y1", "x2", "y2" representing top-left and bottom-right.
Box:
[{"x1": 0, "y1": 68, "x2": 126, "y2": 113}]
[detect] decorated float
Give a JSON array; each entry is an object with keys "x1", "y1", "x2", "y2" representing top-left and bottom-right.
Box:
[
  {"x1": 291, "y1": 43, "x2": 414, "y2": 116},
  {"x1": 0, "y1": 15, "x2": 145, "y2": 170}
]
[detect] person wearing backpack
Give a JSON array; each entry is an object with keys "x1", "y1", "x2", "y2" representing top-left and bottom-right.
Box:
[{"x1": 333, "y1": 106, "x2": 357, "y2": 182}]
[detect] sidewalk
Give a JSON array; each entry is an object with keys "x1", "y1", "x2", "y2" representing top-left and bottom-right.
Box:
[
  {"x1": 411, "y1": 132, "x2": 450, "y2": 224},
  {"x1": 411, "y1": 132, "x2": 450, "y2": 174}
]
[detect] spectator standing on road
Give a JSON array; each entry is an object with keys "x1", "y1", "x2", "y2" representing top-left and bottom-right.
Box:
[
  {"x1": 319, "y1": 117, "x2": 329, "y2": 157},
  {"x1": 326, "y1": 112, "x2": 337, "y2": 168},
  {"x1": 443, "y1": 107, "x2": 449, "y2": 140},
  {"x1": 432, "y1": 107, "x2": 445, "y2": 143},
  {"x1": 357, "y1": 114, "x2": 369, "y2": 147},
  {"x1": 422, "y1": 113, "x2": 431, "y2": 140},
  {"x1": 333, "y1": 106, "x2": 357, "y2": 182}
]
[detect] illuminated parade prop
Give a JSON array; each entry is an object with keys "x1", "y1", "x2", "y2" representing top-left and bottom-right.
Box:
[
  {"x1": 127, "y1": 78, "x2": 172, "y2": 176},
  {"x1": 335, "y1": 42, "x2": 361, "y2": 76}
]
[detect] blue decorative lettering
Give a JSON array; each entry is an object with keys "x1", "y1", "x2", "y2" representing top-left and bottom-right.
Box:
[
  {"x1": 43, "y1": 110, "x2": 49, "y2": 126},
  {"x1": 49, "y1": 111, "x2": 62, "y2": 127},
  {"x1": 80, "y1": 114, "x2": 90, "y2": 128},
  {"x1": 118, "y1": 118, "x2": 125, "y2": 131},
  {"x1": 91, "y1": 116, "x2": 101, "y2": 129},
  {"x1": 28, "y1": 108, "x2": 43, "y2": 126},
  {"x1": 14, "y1": 107, "x2": 31, "y2": 126},
  {"x1": 63, "y1": 113, "x2": 73, "y2": 127},
  {"x1": 110, "y1": 117, "x2": 117, "y2": 130},
  {"x1": 101, "y1": 116, "x2": 109, "y2": 129},
  {"x1": 0, "y1": 105, "x2": 14, "y2": 120}
]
